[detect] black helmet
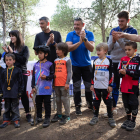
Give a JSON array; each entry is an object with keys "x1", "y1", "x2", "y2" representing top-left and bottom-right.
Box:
[{"x1": 33, "y1": 45, "x2": 50, "y2": 54}]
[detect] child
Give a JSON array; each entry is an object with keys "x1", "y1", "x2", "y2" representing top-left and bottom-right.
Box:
[
  {"x1": 0, "y1": 53, "x2": 24, "y2": 128},
  {"x1": 0, "y1": 53, "x2": 4, "y2": 116},
  {"x1": 51, "y1": 42, "x2": 72, "y2": 125},
  {"x1": 118, "y1": 41, "x2": 140, "y2": 131},
  {"x1": 89, "y1": 43, "x2": 116, "y2": 128},
  {"x1": 31, "y1": 45, "x2": 54, "y2": 128}
]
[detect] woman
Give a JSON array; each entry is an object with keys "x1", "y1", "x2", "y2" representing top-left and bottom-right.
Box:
[{"x1": 2, "y1": 30, "x2": 31, "y2": 122}]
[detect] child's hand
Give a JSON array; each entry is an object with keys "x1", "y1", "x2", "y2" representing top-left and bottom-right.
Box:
[
  {"x1": 41, "y1": 75, "x2": 46, "y2": 80},
  {"x1": 119, "y1": 69, "x2": 126, "y2": 75},
  {"x1": 107, "y1": 86, "x2": 112, "y2": 93},
  {"x1": 32, "y1": 88, "x2": 36, "y2": 94},
  {"x1": 90, "y1": 85, "x2": 94, "y2": 91},
  {"x1": 52, "y1": 84, "x2": 55, "y2": 90},
  {"x1": 65, "y1": 84, "x2": 69, "y2": 90}
]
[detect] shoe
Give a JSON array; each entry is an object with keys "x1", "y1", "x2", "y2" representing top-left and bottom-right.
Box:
[
  {"x1": 103, "y1": 113, "x2": 108, "y2": 118},
  {"x1": 14, "y1": 120, "x2": 20, "y2": 128},
  {"x1": 121, "y1": 120, "x2": 131, "y2": 129},
  {"x1": 51, "y1": 114, "x2": 62, "y2": 122},
  {"x1": 108, "y1": 118, "x2": 116, "y2": 128},
  {"x1": 75, "y1": 106, "x2": 82, "y2": 115},
  {"x1": 31, "y1": 118, "x2": 43, "y2": 126},
  {"x1": 26, "y1": 114, "x2": 31, "y2": 122},
  {"x1": 0, "y1": 121, "x2": 11, "y2": 128},
  {"x1": 42, "y1": 118, "x2": 50, "y2": 128},
  {"x1": 89, "y1": 117, "x2": 98, "y2": 126},
  {"x1": 59, "y1": 115, "x2": 70, "y2": 125},
  {"x1": 126, "y1": 121, "x2": 136, "y2": 131}
]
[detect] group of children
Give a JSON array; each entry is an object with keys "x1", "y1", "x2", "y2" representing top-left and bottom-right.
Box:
[{"x1": 0, "y1": 41, "x2": 139, "y2": 131}]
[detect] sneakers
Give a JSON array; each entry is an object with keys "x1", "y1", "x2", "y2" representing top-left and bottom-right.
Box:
[
  {"x1": 0, "y1": 120, "x2": 20, "y2": 128},
  {"x1": 126, "y1": 121, "x2": 136, "y2": 131},
  {"x1": 108, "y1": 118, "x2": 116, "y2": 128},
  {"x1": 121, "y1": 120, "x2": 131, "y2": 129},
  {"x1": 89, "y1": 117, "x2": 98, "y2": 126},
  {"x1": 14, "y1": 120, "x2": 20, "y2": 128},
  {"x1": 75, "y1": 106, "x2": 82, "y2": 115},
  {"x1": 31, "y1": 118, "x2": 43, "y2": 126},
  {"x1": 0, "y1": 121, "x2": 11, "y2": 128},
  {"x1": 26, "y1": 114, "x2": 31, "y2": 122},
  {"x1": 51, "y1": 114, "x2": 62, "y2": 122},
  {"x1": 59, "y1": 115, "x2": 70, "y2": 125},
  {"x1": 42, "y1": 118, "x2": 50, "y2": 128}
]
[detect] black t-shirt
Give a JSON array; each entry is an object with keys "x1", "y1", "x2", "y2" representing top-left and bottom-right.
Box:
[{"x1": 34, "y1": 30, "x2": 62, "y2": 63}]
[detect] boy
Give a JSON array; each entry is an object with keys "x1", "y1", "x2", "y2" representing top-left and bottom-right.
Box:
[
  {"x1": 89, "y1": 43, "x2": 116, "y2": 128},
  {"x1": 118, "y1": 41, "x2": 140, "y2": 131},
  {"x1": 0, "y1": 53, "x2": 24, "y2": 128},
  {"x1": 31, "y1": 45, "x2": 54, "y2": 128},
  {"x1": 108, "y1": 11, "x2": 137, "y2": 113},
  {"x1": 51, "y1": 42, "x2": 72, "y2": 125}
]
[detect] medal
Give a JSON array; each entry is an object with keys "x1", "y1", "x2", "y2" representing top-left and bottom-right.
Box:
[
  {"x1": 95, "y1": 77, "x2": 97, "y2": 81},
  {"x1": 7, "y1": 87, "x2": 11, "y2": 90},
  {"x1": 7, "y1": 67, "x2": 14, "y2": 91}
]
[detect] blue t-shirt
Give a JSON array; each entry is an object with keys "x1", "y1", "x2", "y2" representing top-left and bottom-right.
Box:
[{"x1": 66, "y1": 30, "x2": 95, "y2": 67}]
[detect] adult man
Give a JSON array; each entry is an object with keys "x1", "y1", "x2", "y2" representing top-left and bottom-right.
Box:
[
  {"x1": 34, "y1": 16, "x2": 62, "y2": 63},
  {"x1": 66, "y1": 17, "x2": 95, "y2": 115},
  {"x1": 108, "y1": 11, "x2": 137, "y2": 113}
]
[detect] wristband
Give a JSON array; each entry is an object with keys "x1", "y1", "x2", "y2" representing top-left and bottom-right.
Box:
[{"x1": 83, "y1": 38, "x2": 87, "y2": 42}]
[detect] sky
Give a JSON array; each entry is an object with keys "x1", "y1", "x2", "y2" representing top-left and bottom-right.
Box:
[{"x1": 29, "y1": 0, "x2": 92, "y2": 35}]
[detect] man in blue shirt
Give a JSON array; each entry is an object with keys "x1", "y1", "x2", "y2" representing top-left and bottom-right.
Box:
[{"x1": 66, "y1": 17, "x2": 95, "y2": 115}]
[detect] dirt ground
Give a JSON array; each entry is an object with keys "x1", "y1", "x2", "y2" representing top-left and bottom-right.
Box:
[{"x1": 0, "y1": 94, "x2": 140, "y2": 140}]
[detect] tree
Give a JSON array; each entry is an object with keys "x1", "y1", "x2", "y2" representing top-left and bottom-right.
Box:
[
  {"x1": 0, "y1": 0, "x2": 7, "y2": 46},
  {"x1": 0, "y1": 0, "x2": 39, "y2": 45},
  {"x1": 51, "y1": 0, "x2": 78, "y2": 41}
]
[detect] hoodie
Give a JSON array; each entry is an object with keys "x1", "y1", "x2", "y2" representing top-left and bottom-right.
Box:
[{"x1": 108, "y1": 26, "x2": 137, "y2": 63}]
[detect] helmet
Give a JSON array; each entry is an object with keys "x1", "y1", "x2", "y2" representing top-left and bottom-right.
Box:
[{"x1": 33, "y1": 45, "x2": 50, "y2": 54}]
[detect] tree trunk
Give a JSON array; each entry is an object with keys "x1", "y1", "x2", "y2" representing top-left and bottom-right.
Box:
[
  {"x1": 1, "y1": 0, "x2": 6, "y2": 46},
  {"x1": 22, "y1": 1, "x2": 25, "y2": 41}
]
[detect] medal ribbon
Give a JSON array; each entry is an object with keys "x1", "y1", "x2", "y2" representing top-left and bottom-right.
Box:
[
  {"x1": 7, "y1": 67, "x2": 14, "y2": 87},
  {"x1": 122, "y1": 54, "x2": 136, "y2": 69},
  {"x1": 40, "y1": 61, "x2": 42, "y2": 77},
  {"x1": 95, "y1": 57, "x2": 106, "y2": 77}
]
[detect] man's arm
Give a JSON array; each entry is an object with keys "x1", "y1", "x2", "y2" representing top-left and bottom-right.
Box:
[
  {"x1": 118, "y1": 33, "x2": 140, "y2": 42},
  {"x1": 34, "y1": 34, "x2": 40, "y2": 48},
  {"x1": 112, "y1": 30, "x2": 137, "y2": 50},
  {"x1": 80, "y1": 30, "x2": 94, "y2": 52},
  {"x1": 107, "y1": 30, "x2": 115, "y2": 52},
  {"x1": 66, "y1": 37, "x2": 83, "y2": 52},
  {"x1": 83, "y1": 41, "x2": 94, "y2": 52}
]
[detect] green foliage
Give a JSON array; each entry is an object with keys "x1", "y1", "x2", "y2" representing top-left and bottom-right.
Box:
[
  {"x1": 0, "y1": 0, "x2": 39, "y2": 43},
  {"x1": 51, "y1": 0, "x2": 77, "y2": 34}
]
